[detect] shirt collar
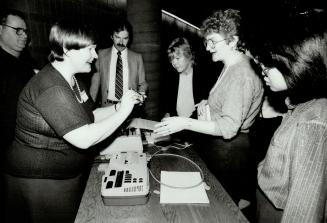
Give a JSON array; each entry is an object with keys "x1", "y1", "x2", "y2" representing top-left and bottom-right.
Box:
[{"x1": 112, "y1": 46, "x2": 127, "y2": 56}]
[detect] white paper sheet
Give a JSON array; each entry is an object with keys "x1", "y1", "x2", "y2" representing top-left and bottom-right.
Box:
[{"x1": 160, "y1": 171, "x2": 209, "y2": 204}]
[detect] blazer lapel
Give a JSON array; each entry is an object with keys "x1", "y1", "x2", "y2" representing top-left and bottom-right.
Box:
[
  {"x1": 101, "y1": 48, "x2": 112, "y2": 103},
  {"x1": 127, "y1": 49, "x2": 133, "y2": 89}
]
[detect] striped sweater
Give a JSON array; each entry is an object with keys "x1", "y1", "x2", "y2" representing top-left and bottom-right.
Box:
[{"x1": 258, "y1": 98, "x2": 327, "y2": 223}]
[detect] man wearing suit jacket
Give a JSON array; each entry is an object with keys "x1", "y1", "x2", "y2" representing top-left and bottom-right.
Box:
[{"x1": 90, "y1": 19, "x2": 148, "y2": 108}]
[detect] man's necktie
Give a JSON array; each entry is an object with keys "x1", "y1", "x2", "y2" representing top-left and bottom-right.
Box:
[{"x1": 115, "y1": 51, "x2": 123, "y2": 100}]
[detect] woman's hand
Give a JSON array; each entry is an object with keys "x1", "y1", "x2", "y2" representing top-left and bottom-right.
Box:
[
  {"x1": 118, "y1": 90, "x2": 140, "y2": 114},
  {"x1": 154, "y1": 116, "x2": 190, "y2": 136},
  {"x1": 161, "y1": 112, "x2": 170, "y2": 121},
  {"x1": 196, "y1": 100, "x2": 208, "y2": 116},
  {"x1": 137, "y1": 91, "x2": 147, "y2": 105}
]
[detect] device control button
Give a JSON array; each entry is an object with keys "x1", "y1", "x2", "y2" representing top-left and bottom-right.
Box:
[
  {"x1": 110, "y1": 170, "x2": 116, "y2": 176},
  {"x1": 115, "y1": 171, "x2": 124, "y2": 187},
  {"x1": 106, "y1": 181, "x2": 113, "y2": 189}
]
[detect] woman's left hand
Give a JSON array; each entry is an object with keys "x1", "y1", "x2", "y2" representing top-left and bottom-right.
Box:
[{"x1": 154, "y1": 117, "x2": 189, "y2": 136}]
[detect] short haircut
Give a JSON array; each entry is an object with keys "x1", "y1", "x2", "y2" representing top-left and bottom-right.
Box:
[
  {"x1": 201, "y1": 9, "x2": 246, "y2": 52},
  {"x1": 0, "y1": 8, "x2": 26, "y2": 24},
  {"x1": 48, "y1": 19, "x2": 95, "y2": 62},
  {"x1": 167, "y1": 37, "x2": 194, "y2": 63}
]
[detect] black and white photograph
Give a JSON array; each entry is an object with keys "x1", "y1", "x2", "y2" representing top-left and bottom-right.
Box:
[{"x1": 1, "y1": 0, "x2": 326, "y2": 222}]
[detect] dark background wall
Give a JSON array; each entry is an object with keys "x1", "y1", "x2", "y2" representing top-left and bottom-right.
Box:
[
  {"x1": 127, "y1": 0, "x2": 162, "y2": 120},
  {"x1": 3, "y1": 0, "x2": 167, "y2": 120},
  {"x1": 3, "y1": 0, "x2": 126, "y2": 67},
  {"x1": 2, "y1": 0, "x2": 221, "y2": 121},
  {"x1": 6, "y1": 0, "x2": 302, "y2": 120}
]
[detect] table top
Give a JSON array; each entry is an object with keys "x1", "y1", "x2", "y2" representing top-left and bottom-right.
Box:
[{"x1": 75, "y1": 146, "x2": 249, "y2": 223}]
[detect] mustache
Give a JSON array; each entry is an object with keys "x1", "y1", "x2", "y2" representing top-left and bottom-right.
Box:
[{"x1": 117, "y1": 43, "x2": 126, "y2": 47}]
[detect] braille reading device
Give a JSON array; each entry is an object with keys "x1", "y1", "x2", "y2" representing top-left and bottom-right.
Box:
[
  {"x1": 101, "y1": 151, "x2": 150, "y2": 206},
  {"x1": 99, "y1": 118, "x2": 171, "y2": 206}
]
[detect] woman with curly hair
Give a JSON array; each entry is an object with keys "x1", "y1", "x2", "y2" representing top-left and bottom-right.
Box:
[{"x1": 155, "y1": 9, "x2": 264, "y2": 207}]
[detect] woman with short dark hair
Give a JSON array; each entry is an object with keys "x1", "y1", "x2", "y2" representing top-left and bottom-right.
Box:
[
  {"x1": 251, "y1": 14, "x2": 327, "y2": 223},
  {"x1": 3, "y1": 19, "x2": 141, "y2": 223}
]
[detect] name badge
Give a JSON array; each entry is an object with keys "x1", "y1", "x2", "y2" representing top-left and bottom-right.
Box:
[{"x1": 80, "y1": 90, "x2": 89, "y2": 102}]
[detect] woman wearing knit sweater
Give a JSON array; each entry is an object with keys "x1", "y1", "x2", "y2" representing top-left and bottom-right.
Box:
[{"x1": 249, "y1": 12, "x2": 327, "y2": 223}]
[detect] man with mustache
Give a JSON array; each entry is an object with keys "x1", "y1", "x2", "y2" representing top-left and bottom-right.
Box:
[
  {"x1": 90, "y1": 19, "x2": 148, "y2": 111},
  {"x1": 0, "y1": 8, "x2": 36, "y2": 219}
]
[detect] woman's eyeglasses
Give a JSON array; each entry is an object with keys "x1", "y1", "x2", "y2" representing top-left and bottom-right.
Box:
[
  {"x1": 2, "y1": 24, "x2": 29, "y2": 36},
  {"x1": 203, "y1": 39, "x2": 226, "y2": 49}
]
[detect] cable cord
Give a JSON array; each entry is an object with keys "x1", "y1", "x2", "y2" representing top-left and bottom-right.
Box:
[
  {"x1": 148, "y1": 151, "x2": 205, "y2": 189},
  {"x1": 152, "y1": 142, "x2": 193, "y2": 151}
]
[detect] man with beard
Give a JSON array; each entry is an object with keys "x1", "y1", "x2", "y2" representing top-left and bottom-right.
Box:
[{"x1": 90, "y1": 19, "x2": 148, "y2": 110}]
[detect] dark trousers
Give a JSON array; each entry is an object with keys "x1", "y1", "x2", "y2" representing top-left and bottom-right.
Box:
[
  {"x1": 195, "y1": 133, "x2": 256, "y2": 204},
  {"x1": 4, "y1": 173, "x2": 84, "y2": 223},
  {"x1": 1, "y1": 141, "x2": 11, "y2": 222},
  {"x1": 256, "y1": 188, "x2": 283, "y2": 223},
  {"x1": 0, "y1": 171, "x2": 5, "y2": 222}
]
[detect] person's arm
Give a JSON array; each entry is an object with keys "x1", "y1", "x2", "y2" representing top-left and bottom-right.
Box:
[
  {"x1": 92, "y1": 104, "x2": 117, "y2": 122},
  {"x1": 64, "y1": 106, "x2": 130, "y2": 149},
  {"x1": 63, "y1": 90, "x2": 139, "y2": 149},
  {"x1": 89, "y1": 59, "x2": 101, "y2": 101},
  {"x1": 155, "y1": 74, "x2": 257, "y2": 139},
  {"x1": 154, "y1": 117, "x2": 217, "y2": 136},
  {"x1": 281, "y1": 122, "x2": 327, "y2": 223}
]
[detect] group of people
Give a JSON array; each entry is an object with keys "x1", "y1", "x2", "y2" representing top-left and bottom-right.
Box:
[
  {"x1": 156, "y1": 8, "x2": 327, "y2": 223},
  {"x1": 0, "y1": 6, "x2": 326, "y2": 223},
  {"x1": 158, "y1": 10, "x2": 264, "y2": 214}
]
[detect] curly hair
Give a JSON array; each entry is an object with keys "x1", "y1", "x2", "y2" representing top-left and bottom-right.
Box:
[{"x1": 201, "y1": 9, "x2": 246, "y2": 52}]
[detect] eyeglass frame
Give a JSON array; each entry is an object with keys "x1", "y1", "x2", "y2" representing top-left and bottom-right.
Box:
[
  {"x1": 203, "y1": 38, "x2": 226, "y2": 49},
  {"x1": 1, "y1": 24, "x2": 29, "y2": 36}
]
